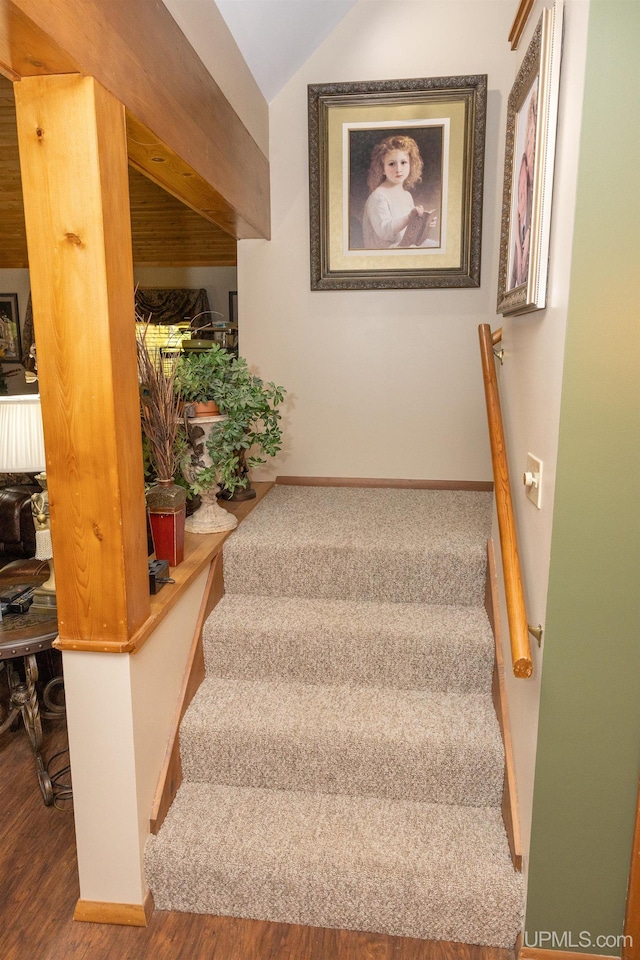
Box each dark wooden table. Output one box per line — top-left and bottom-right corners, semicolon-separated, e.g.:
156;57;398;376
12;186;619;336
0;560;64;804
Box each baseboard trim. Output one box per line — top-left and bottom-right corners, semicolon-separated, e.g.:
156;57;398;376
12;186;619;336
520;950;620;960
276;476;493;491
486;538;523;872
74;890;155;926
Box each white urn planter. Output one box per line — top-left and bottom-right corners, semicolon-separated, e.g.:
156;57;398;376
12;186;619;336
183;414;238;534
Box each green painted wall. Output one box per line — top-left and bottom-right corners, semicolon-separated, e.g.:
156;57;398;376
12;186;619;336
525;0;640;951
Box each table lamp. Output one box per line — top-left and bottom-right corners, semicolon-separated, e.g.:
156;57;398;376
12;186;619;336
0;395;56;608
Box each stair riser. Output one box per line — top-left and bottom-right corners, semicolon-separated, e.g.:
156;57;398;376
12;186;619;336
147;861;521;949
203;637;493;692
223;545;487;606
202;596;495;692
180;731;503;807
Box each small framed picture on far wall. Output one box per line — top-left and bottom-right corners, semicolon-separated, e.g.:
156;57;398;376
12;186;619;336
0;293;21;362
228;290;238;326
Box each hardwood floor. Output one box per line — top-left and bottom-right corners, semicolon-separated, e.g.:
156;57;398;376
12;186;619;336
0;687;516;960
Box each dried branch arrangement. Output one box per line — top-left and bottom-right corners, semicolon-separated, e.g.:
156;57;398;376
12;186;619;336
136;318;182;481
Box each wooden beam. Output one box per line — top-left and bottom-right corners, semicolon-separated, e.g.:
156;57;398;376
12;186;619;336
0;0;79;80
0;0;270;239
14;73;149;643
126;113;245;240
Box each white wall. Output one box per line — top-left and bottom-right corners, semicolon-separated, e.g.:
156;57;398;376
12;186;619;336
239;0;518;482
161;0;269;157
64;569;209;904
493;0;590;867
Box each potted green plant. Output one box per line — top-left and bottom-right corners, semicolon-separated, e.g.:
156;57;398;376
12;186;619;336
173;344;232;417
175;346;286;505
209;359;286;500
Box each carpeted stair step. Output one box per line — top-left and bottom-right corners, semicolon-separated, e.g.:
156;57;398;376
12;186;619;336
179;677;504;807
145;782;524;948
222;486;492;606
203;595;495;692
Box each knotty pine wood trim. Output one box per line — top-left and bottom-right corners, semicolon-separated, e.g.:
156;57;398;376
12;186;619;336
126;113;245;242
15;74;151;644
150;552;224;836
276;476;494;491
520;952;619;960
486;539;523;873
54;482;273;656
0;0;79;80
74;891;155;926
1;0;269;239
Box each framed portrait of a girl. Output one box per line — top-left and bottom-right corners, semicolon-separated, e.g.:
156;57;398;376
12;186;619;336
497;3;564;316
308;75;487;291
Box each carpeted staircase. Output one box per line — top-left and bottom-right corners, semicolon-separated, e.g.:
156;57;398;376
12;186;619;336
145;485;524;946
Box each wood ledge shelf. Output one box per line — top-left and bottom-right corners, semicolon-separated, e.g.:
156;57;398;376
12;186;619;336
54;482;273;656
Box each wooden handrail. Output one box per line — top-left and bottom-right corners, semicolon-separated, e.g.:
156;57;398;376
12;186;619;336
478;324;532;678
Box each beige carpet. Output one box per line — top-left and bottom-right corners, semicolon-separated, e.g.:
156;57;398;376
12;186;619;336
145;485;524;947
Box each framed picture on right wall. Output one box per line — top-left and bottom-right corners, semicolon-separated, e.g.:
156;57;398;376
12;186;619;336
497;1;564;316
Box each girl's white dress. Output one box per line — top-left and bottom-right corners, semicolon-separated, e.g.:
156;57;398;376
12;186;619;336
362;185;414;248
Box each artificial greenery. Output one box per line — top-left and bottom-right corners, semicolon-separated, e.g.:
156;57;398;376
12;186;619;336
175;347;286;497
173;344;231;404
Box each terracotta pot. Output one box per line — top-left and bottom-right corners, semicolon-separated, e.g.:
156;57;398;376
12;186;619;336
188;400;220;417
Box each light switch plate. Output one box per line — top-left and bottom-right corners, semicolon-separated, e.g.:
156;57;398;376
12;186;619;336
523;453;543;509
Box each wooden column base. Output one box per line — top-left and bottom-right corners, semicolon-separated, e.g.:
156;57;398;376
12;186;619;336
74;890;155;926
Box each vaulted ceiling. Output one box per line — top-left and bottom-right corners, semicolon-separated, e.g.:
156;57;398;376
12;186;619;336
165;0;357;103
0;74;237;268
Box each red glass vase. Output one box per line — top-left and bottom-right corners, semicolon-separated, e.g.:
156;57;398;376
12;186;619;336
146;479;186;567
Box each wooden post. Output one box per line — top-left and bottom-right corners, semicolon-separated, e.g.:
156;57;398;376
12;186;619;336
14;74;149;644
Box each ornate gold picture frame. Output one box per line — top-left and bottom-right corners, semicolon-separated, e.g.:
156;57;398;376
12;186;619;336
497;4;564;316
308;76;487;291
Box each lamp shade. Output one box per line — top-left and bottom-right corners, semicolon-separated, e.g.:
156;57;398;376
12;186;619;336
0;395;46;472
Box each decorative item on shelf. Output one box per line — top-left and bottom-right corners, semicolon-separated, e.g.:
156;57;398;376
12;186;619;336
145;477;186;566
181;415;238;534
0;395;55;608
136;320;186;567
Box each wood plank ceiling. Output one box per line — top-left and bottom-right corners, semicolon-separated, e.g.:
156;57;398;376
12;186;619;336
0;75;237;268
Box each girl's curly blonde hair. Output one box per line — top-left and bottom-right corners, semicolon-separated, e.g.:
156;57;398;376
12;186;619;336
367;135;424;192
